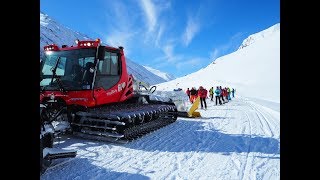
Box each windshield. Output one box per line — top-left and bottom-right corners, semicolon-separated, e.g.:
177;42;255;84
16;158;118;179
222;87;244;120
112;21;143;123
40;48;96;91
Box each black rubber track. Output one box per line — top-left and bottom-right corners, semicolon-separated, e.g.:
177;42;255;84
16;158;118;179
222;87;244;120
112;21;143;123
71;102;177;142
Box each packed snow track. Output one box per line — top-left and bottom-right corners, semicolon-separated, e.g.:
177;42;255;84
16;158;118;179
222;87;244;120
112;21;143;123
41;97;280;180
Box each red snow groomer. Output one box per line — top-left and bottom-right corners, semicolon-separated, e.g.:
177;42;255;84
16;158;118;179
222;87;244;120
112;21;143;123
40;39;178;142
40;39;179;173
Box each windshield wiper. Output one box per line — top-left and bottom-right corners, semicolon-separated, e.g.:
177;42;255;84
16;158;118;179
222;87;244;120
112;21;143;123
50;57;67;92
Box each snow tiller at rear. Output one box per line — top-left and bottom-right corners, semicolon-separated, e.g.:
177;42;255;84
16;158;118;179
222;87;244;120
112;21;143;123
40;103;76;175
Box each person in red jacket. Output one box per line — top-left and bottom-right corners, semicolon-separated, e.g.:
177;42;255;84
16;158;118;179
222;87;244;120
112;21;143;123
223;87;228;103
198;86;208;109
219;86;225;103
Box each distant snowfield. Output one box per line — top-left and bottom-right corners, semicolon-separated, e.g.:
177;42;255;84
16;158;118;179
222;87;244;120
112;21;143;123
143;66;176;82
41;96;280;180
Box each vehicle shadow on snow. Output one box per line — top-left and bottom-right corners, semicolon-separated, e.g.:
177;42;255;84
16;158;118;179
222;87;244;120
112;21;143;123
41;157;149;180
126;120;280;155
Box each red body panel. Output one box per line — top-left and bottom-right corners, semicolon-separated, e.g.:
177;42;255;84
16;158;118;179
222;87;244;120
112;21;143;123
93;50;134;106
40;41;134;107
40;90;96;107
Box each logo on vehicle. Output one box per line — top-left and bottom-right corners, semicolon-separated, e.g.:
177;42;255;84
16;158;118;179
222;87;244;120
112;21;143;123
118;82;126;91
107;89;117;96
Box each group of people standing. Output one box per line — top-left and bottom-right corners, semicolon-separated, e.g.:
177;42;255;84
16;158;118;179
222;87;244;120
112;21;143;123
186;86;236;109
186;87;208;109
209;86;235;105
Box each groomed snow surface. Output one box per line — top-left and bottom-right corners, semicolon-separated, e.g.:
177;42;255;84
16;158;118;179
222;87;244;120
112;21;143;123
41;95;280;180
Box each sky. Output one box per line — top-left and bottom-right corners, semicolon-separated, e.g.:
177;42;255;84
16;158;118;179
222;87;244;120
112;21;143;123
40;0;279;78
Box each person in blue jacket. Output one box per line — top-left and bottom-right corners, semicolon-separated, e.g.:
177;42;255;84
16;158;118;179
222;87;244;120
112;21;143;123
215;86;222;105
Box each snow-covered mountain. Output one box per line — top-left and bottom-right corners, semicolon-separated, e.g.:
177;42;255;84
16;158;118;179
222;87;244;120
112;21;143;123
156;23;280;103
40;12;168;85
143;66;176;81
126;59;169;85
238;23;280;50
40;12;90;57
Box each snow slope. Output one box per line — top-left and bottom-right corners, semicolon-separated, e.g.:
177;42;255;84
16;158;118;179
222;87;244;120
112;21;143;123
126;58;168;85
143;66;176;81
238;24;280;50
40;12;168;85
40;12;90;57
41;96;280;180
156;23;280;103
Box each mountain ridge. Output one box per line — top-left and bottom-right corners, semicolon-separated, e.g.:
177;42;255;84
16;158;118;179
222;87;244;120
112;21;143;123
156;23;280;102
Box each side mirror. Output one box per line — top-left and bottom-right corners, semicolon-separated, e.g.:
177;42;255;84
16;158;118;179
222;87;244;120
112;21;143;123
97;46;105;60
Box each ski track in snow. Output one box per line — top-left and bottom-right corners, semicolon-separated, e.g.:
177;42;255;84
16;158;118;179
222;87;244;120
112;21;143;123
41;97;280;180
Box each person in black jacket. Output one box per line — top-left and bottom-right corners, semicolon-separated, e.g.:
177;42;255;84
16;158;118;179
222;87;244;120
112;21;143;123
190;87;197;103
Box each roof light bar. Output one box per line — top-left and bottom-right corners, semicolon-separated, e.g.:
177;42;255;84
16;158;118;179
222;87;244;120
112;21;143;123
76;38;101;47
44;44;59;51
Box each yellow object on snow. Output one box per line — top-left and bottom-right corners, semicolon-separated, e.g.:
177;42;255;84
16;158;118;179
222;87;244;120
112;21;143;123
187;96;201;118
